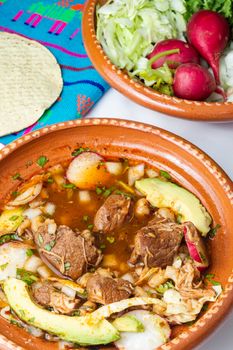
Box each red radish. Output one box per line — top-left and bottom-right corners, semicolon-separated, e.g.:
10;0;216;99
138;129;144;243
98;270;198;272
173;63;216;101
183;223;209;272
187;10;230;84
147;39;200;69
66;152;111;190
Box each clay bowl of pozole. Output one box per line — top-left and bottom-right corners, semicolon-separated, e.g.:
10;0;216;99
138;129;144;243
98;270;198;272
0;118;232;350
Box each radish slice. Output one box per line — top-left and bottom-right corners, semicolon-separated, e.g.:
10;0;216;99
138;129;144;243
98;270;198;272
115;310;170;350
105;162;123;176
184;223;209;271
66;152;111;190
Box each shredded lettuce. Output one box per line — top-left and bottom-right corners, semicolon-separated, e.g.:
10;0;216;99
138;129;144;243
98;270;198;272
96;0;186;71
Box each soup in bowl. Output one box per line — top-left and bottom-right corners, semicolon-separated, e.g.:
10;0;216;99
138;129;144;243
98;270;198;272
0;119;232;350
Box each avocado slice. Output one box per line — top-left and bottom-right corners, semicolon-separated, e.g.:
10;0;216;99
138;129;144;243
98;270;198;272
3;278;119;345
135;178;212;236
0;208;24;235
112;315;145;332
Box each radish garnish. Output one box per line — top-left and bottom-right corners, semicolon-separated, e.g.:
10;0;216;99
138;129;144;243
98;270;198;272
183;223;209;271
148;39;200;69
66;152;111;190
173;63;216;101
187;10;230;85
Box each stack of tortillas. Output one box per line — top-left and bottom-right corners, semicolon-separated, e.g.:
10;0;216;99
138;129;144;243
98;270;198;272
0;32;63;136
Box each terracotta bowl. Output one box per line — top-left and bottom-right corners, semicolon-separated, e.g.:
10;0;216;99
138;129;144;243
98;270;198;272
0;118;232;350
82;0;233;121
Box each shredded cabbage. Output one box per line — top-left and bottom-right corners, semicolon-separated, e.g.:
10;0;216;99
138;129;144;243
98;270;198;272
96;0;186;74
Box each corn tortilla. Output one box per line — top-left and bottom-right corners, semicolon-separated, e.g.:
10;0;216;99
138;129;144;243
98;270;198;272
0;32;63;137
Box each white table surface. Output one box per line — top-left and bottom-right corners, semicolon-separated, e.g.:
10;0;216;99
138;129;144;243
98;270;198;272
87;88;233;350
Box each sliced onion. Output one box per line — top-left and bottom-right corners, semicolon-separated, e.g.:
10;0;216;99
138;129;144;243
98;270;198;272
37;265;52;278
43;202;56;216
146;168;159;178
48;277;85;295
23;208;42;220
105;162;123;176
61;285;76;299
8;183;43;206
29;199;45;209
78;190;91;203
92;297;166;320
27;325;44;338
121;273;135;284
128;164;145;186
212;285;222;298
31;216;44;233
24;255;43;273
59;341;75;350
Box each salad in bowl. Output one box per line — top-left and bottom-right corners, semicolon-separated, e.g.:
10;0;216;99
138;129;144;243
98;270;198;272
95;0;233;102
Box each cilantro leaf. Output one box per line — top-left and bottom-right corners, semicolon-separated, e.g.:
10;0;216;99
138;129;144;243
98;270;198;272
37;156;49;168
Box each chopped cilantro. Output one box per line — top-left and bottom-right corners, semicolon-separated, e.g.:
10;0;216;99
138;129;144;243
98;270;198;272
44;240;55;251
87;224;94;230
156;281;174;294
103;187;115;197
12;173;22;181
201;303;209;312
11;191;19;197
9;215;19;221
10;319;22;327
205;273;221;286
0;234;19;244
176;214;183;224
72;310;81;316
115;189;133;198
38;234;43;245
72;147;90;157
18;309;26;318
17;268;38;285
83;215;89;222
26;249;34;257
63;183;76;189
96;187;103;195
106;236;115;244
209;224;221;239
37;155;49;168
44;244;52;251
159;170;171;180
47;177;54;184
185;320;195;326
0;263;8;271
64;261;71;271
100;244;106;250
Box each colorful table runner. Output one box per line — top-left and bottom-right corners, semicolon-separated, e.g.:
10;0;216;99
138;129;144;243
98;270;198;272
0;0;109;145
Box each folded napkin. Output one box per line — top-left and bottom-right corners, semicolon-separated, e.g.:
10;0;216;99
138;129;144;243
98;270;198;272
0;0;109;145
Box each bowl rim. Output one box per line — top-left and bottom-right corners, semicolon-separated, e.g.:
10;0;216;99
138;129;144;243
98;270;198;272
82;0;233;121
0;118;232;350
